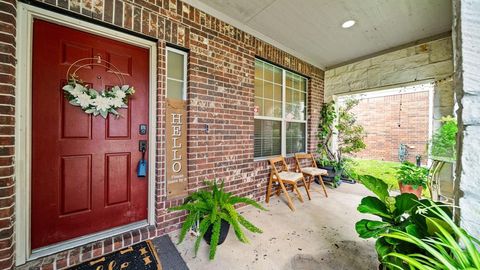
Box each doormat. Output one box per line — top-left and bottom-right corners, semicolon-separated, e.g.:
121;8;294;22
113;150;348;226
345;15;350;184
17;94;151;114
69;240;162;270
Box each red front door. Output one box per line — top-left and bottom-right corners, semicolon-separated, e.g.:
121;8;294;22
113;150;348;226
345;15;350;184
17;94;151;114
31;20;150;249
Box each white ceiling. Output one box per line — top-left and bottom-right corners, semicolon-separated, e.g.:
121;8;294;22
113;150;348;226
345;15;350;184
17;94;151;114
183;0;452;69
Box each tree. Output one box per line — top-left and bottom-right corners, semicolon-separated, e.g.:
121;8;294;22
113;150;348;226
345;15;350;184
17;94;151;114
430;116;457;162
336;98;366;161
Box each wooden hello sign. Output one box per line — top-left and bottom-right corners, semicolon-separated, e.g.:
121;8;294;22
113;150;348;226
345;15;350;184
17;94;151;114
166;99;188;198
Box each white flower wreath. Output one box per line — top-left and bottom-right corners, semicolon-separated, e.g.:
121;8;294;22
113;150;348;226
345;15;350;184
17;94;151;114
62;79;135;118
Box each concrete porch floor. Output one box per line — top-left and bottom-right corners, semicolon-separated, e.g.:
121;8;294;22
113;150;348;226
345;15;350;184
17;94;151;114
171;183;379;270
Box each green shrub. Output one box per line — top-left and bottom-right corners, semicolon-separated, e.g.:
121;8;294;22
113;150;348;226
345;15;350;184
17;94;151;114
337;98;366;159
430;116;458;161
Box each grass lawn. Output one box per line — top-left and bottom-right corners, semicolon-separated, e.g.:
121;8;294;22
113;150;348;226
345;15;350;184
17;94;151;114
349;159;401;190
349;158;430;197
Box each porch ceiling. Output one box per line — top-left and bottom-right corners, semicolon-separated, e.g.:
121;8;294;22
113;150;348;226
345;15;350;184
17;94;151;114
183;0;452;69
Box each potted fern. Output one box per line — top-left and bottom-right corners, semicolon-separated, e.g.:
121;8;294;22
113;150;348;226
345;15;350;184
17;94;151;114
169;180;267;260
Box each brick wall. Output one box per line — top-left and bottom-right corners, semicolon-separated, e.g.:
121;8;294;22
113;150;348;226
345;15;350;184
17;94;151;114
349;91;430;164
324;37;453;133
13;0;324;269
0;0;16;269
324;36;455;206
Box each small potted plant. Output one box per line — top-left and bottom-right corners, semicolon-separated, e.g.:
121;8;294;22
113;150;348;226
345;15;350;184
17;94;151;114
169;180;267;260
396;162;428;198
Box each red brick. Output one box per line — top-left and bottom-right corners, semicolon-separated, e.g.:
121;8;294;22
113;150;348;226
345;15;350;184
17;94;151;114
350;92;429;164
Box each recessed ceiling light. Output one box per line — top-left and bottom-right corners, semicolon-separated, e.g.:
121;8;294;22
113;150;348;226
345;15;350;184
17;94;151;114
342;20;356;29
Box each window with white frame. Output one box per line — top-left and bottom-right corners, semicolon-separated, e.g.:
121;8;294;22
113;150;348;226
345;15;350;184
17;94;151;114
254;59;308;158
166;47;187;100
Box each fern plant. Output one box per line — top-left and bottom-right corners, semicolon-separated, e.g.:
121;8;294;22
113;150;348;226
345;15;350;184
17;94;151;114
169;180;267;260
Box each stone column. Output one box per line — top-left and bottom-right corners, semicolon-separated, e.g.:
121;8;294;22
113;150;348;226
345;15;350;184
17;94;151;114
453;0;480;238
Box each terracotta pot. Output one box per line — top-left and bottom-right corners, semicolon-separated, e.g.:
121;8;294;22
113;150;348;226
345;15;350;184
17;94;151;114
398;182;423;198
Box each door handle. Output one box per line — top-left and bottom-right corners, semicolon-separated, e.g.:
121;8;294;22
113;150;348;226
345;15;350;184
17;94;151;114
139;140;147;152
137;140;147;177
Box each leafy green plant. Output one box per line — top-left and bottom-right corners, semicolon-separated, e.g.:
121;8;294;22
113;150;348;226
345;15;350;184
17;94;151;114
383;201;480;270
338;157;356;177
430;116;458;162
317;100;365;187
317;101;336;161
169;180;267;260
336;98;366;161
333;158;356;185
316;157;335;167
355;175;447;267
315;158;350;187
396;162;428;190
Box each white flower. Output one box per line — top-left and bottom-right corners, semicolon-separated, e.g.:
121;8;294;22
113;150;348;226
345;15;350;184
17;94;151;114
69;83;86;97
110;97;124;108
94;96;111;111
114;89;126;99
416;207;429;215
76;93;93;108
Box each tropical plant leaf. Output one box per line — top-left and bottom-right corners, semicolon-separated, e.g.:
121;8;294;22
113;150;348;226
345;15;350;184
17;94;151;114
358;175;389;202
425;216;453;236
356;219;391;238
405;224;422;238
385;232;458;269
385;253;435;270
357;196;392;219
393;193;418;215
381;201;480;270
375;237;394;260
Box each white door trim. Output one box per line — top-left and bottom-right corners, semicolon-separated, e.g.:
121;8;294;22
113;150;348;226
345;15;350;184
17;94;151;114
15;3;158;265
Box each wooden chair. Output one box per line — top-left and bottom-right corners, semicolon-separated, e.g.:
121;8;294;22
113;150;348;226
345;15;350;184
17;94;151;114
266;156;311;211
294;153;328;197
